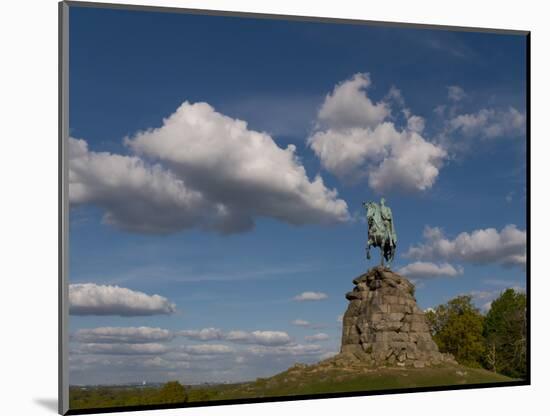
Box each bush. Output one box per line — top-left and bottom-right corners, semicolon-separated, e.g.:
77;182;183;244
427;295;485;367
156;381;188;404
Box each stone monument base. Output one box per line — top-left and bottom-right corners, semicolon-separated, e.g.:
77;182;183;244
339;266;455;368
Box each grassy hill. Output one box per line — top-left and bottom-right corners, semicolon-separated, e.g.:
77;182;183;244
186;361;515;402
70;361;516;410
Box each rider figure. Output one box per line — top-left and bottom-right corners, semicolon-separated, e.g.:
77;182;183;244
380;198;396;247
363;198;397;267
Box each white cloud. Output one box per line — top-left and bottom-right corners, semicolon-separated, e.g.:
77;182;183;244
337;314;343;323
304;333;330;342
406;225;526;269
448;107;526;140
123;101;349;233
291;319;311;327
247;343;323;357
69;283;176;316
308;74;447;193
469;290;499;300
69;137;212;234
316;73;390;130
177;328;292;346
178;328;224;341
182;344;235;355
293;291;328;301
397;261;463;279
69;354;191;376
74;343;170;355
225;330;292;346
434;104;447;117
482;278;522;287
72;327;174;344
140;356;190;370
407;115;426;133
70;99;349;235
385;86;405;107
447;85;466;102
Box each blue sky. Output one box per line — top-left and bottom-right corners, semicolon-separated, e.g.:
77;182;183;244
67;6;527;385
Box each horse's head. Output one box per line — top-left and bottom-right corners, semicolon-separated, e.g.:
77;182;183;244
363;201;377;227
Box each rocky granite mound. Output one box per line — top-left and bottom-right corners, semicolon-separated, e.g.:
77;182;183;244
336;266;455;368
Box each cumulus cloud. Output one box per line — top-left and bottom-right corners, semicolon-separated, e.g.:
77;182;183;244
178;328;224;341
291;319;311;327
397;261;463;279
406;225;526;269
139;356;190;370
178;328;292;346
308;73;447;193
304;333;330;342
247;343;323;357
121;101;348;233
182;344;235;355
72;327;174;344
447;85;466;102
482;278;522;287
70;100;349;234
74;343;170;355
69;137;212;234
69;283;176;316
225;330;292;346
293;291;328;301
447;107;526;140
316;73;390;130
407;115;426;133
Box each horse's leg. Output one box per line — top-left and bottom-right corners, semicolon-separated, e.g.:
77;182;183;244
366;240;371;260
387;244;395;268
382;241;392;269
379;237;385;267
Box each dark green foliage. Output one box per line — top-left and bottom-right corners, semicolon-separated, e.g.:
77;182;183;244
426;290;527;379
483;289;527;378
426;295;486;367
157;381;188;403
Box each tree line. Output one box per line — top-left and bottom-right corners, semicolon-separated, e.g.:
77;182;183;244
70;380;188;409
425;288;527;378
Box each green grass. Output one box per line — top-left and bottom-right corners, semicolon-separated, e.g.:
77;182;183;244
186;363;515;402
70;364;517;409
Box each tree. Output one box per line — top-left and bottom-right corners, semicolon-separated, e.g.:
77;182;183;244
156;381;188;404
427;295;486;367
483;289;527;378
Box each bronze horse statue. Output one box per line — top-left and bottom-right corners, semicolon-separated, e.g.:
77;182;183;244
363;198;397;268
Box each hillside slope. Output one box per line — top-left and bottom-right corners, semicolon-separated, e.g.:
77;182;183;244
187;360;515;402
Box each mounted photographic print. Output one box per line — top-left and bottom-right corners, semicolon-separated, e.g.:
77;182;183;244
58;1;530;414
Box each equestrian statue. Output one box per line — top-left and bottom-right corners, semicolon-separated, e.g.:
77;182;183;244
363;198;397;268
